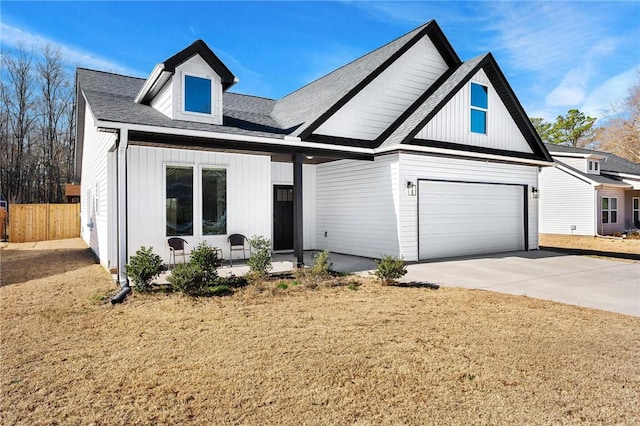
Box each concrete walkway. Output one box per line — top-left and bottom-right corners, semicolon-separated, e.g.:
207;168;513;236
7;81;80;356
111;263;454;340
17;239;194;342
400;250;640;317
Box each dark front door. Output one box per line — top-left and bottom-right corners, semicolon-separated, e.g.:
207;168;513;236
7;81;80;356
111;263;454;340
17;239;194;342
273;185;294;251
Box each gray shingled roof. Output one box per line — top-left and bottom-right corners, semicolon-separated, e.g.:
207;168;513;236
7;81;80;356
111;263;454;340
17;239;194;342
77;68;287;139
546;143;640;176
271;21;432;135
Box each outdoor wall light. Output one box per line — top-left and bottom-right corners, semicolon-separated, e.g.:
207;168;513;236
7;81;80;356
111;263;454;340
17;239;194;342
531;187;539;198
407;181;417;196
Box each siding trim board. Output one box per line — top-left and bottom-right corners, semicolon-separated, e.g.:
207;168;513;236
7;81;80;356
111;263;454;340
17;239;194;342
408;139;542;161
128;131;374;162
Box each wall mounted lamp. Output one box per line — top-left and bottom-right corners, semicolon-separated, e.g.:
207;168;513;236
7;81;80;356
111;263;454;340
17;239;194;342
407;181;417;196
531;187;539;198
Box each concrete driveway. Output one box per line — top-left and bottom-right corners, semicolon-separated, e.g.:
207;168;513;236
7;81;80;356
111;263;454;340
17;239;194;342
400;250;640;317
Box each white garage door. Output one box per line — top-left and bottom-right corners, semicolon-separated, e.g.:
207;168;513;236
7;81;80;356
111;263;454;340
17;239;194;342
418;180;525;260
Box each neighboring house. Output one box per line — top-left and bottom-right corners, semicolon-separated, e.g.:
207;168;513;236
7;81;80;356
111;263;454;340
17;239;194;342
539;143;640;236
75;20;553;287
64;183;81;204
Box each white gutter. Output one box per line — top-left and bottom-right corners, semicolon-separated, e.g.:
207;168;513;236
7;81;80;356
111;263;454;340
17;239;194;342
378;144;555;167
134;64;164;104
94;121;373;155
548;151;606;160
117;128;129;287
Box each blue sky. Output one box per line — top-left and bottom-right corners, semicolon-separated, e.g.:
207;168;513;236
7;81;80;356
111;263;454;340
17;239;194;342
2;1;639;123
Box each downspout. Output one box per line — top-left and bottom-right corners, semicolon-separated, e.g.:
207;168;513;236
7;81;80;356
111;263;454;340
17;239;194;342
111;128;130;304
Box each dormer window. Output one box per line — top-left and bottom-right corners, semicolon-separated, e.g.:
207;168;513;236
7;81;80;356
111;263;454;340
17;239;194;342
470;83;488;134
184;74;212;114
587;160;600;175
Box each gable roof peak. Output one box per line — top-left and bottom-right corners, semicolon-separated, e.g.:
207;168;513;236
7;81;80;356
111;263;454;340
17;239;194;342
272;19;461;137
135;39;236;105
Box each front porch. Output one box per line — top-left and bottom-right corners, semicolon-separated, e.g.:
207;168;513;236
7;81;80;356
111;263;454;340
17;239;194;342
153;250;379;285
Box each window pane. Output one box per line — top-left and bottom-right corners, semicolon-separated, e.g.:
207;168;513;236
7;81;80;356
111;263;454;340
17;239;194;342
633;211;639;227
202;169;226;235
602;211;609;224
602;198;608;210
633;198;639;209
166;166;193;236
471;109;486;134
611;211;617;223
611;198;617;209
185;75;212;114
471;83;488;109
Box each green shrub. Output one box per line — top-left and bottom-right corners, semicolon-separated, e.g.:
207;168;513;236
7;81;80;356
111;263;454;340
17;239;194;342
209;284;231;296
277;281;289;290
189;241;222;285
219;274;248;289
167;263;206;295
347;280;361;291
372;255;407;285
310;250;332;276
125;246;164;292
247;235;272;277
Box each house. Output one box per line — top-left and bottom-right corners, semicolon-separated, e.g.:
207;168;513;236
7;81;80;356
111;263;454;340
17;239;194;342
539;144;640;236
64;183;81;203
74;20;553;287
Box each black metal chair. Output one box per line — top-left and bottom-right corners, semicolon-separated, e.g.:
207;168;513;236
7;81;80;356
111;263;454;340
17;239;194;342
168;237;190;269
227;234;249;266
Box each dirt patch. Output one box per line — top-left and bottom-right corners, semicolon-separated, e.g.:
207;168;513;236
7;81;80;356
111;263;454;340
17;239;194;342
1;239;639;424
540;233;640;255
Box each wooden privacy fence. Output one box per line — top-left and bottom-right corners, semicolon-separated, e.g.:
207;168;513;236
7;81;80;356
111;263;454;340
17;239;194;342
9;204;80;243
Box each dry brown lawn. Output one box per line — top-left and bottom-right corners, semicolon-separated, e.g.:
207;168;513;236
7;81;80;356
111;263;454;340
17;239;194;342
1;239;639;425
540;233;640;255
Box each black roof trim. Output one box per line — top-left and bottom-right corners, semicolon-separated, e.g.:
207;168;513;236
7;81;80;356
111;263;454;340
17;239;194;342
306;133;376;149
128;131;374;161
298;21;461;140
408;139;545;161
397;54;551;162
163;39;236;90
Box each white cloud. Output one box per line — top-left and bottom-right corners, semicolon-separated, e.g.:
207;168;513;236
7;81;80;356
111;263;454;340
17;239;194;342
580;65;640;119
0;22;143;76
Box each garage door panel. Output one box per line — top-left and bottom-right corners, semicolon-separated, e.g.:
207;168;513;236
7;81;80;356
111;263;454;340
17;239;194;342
419;181;524;260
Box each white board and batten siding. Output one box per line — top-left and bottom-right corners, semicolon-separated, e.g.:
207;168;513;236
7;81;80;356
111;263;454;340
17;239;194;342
271;162;317;250
597;187;626;235
398;153;539;261
315;36;448;140
416;69;533;154
80;104;116;269
127;146;272;263
538;166;595;236
315;155;401;259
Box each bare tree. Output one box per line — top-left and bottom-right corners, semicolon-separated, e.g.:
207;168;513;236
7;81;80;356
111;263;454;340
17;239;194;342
0;45;76;203
0;47;36;203
597;75;640;162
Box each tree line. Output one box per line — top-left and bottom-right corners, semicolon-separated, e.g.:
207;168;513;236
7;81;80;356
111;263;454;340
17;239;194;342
1;46;75;204
531;76;639;162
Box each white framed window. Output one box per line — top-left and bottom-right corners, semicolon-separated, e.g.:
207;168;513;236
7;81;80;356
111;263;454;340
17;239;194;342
201;168;227;235
166;165;194;236
183;73;213;115
633;197;639;228
601;197;618;224
470;82;488;135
